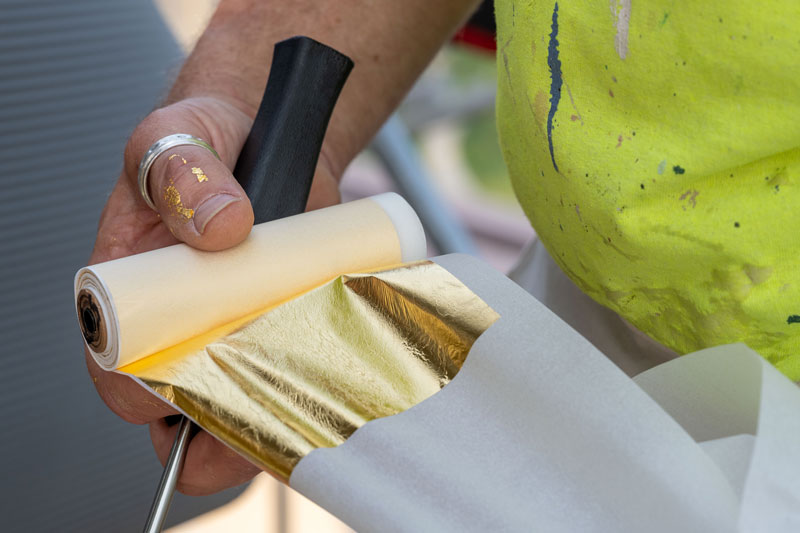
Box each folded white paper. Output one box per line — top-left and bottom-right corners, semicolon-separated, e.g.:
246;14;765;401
291;254;800;532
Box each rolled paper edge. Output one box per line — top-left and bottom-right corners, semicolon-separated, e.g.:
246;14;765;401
74;267;121;370
370;192;427;262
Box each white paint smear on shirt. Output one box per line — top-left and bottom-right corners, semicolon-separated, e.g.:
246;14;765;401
610;0;631;59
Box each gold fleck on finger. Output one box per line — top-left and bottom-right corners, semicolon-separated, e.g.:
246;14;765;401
164;183;195;220
168;154;188;164
191;167;208;183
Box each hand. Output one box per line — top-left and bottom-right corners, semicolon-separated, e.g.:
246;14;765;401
86;95;340;495
85;0;478;496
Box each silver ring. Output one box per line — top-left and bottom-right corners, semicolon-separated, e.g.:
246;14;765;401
137;133;221;211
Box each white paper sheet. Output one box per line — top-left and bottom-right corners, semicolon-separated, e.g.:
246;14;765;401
635;344;800;531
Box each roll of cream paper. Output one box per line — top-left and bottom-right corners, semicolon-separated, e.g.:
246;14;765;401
75;193;426;370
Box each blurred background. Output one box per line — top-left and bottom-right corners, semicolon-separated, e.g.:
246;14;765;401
0;1;532;531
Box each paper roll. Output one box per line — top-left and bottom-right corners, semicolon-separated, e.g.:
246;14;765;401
75;193;426;370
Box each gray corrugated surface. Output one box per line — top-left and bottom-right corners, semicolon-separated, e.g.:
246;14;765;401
0;1;244;531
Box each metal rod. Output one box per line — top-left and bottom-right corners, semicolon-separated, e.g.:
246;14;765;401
371;114;479;256
276;482;289;533
143;416;194;533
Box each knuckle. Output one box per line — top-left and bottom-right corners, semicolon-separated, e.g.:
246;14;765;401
130;111;160;145
86;356;144;424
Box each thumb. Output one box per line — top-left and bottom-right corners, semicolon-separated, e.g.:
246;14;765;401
149;142;253;250
127;102;255;251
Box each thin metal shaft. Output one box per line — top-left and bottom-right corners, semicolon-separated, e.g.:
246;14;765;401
143;415;194;533
371;114;479;256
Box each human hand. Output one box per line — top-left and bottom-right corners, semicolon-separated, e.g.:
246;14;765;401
85;95;341;495
84;0;479;495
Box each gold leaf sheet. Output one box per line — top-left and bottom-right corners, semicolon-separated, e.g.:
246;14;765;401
121;261;499;482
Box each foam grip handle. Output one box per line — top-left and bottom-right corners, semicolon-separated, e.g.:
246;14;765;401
233;36;354;224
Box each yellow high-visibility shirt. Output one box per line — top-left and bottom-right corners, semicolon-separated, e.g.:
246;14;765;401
496;1;800;379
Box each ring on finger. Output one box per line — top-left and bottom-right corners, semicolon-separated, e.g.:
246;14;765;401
137;133;221;211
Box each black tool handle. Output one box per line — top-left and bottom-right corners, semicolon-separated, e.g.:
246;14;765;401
232;36;354;223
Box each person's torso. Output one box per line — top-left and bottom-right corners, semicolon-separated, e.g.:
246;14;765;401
495;0;800;379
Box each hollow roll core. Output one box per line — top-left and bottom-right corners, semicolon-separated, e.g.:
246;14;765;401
77;290;102;348
74;270;119;370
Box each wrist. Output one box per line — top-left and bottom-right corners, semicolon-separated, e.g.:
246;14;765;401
166;1;275;117
165;41;263;118
165;2;351;181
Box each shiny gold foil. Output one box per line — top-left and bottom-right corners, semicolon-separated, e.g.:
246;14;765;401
163;181;194;220
121;261;498;482
191;167;208;182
